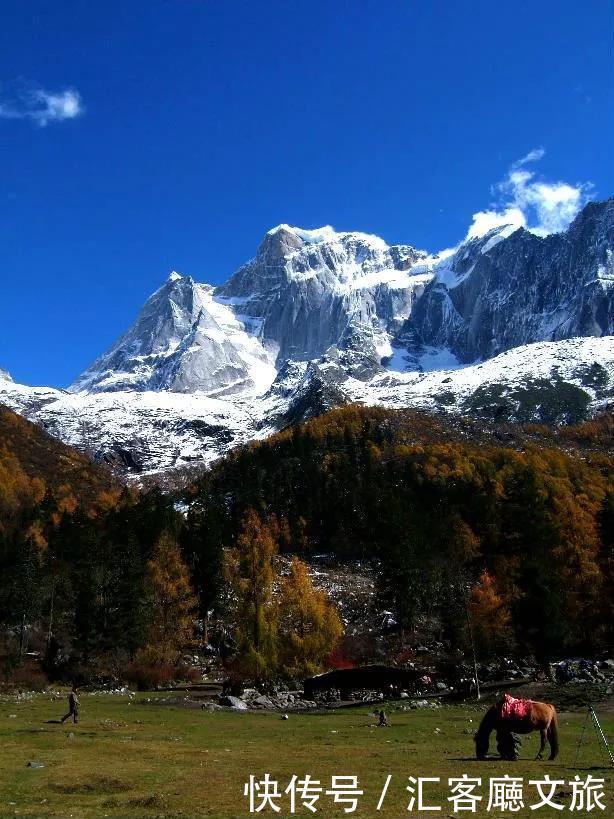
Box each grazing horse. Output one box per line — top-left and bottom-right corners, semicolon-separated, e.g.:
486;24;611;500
475;695;559;761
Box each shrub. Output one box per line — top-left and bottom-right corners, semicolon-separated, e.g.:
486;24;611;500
8;664;49;691
173;663;202;684
124;659;175;690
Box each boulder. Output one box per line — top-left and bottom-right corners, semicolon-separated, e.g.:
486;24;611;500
219;695;248;710
252;695;274;709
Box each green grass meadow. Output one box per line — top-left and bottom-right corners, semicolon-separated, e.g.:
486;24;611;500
0;692;611;818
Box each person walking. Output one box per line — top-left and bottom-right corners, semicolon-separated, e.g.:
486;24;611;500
61;685;79;724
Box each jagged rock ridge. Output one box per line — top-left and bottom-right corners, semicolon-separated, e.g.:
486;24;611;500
72;202;614;400
1;200;613;475
410;200;614;362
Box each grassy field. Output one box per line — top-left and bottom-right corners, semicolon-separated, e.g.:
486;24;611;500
0;690;611;819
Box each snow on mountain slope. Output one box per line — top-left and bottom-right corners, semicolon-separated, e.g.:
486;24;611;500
2;337;611;475
0;376;259;473
72;273;276;395
2;200;613;476
410;200;614;362
259;336;614;431
366;336;614;421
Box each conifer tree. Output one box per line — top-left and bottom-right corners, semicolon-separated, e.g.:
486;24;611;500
225;508;279;680
108;531;148;659
142;532;197;664
468;569;513;655
278;557;343;677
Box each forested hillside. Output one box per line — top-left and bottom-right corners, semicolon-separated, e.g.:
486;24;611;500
0;405;341;686
184;406;614;660
1;403;612;688
0;406;185;684
0;406;116;496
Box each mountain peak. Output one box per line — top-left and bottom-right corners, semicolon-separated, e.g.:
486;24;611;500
262;224;390;255
266;224;337;244
257;225;305;260
68;198;613;402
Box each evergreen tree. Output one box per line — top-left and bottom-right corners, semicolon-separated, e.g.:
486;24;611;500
225;509;279;680
108;530;148;659
278;557;343;677
142;532;198;664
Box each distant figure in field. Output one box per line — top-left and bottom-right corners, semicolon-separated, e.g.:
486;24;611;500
61;686;79;724
378;709;389;727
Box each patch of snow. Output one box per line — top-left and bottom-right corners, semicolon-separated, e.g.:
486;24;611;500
596;249;614;285
351;268;433;291
267;224;388;252
268;224;337;244
385;346;411;372
480;224;518;253
417;346;463;372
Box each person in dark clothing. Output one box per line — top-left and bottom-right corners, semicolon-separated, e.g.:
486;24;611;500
378;709;389;727
61;686;79;724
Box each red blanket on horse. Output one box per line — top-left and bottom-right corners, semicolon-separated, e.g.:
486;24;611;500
500;693;532;720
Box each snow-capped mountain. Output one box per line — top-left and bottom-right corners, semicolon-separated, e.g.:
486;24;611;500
1;199;613;475
216;224;429;370
72;272;275;395
73;224;433;395
410;199;614;362
1;337;612;475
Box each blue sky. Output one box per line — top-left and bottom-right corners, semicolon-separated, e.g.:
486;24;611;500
1;0;613;387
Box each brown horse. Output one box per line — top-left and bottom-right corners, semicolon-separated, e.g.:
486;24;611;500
475;698;559;761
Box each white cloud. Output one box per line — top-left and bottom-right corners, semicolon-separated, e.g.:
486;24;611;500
466;149;592;240
514;146;545;167
466;206;526;239
0;85;83;126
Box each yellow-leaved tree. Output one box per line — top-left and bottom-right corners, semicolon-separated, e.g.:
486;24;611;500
225;509;279;681
142;532;198;664
278;557;343;677
468;569;513;655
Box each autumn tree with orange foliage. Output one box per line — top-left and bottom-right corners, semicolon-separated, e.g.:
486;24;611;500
278;557;343;677
140;532;198;664
468;570;514;655
225;511;343;681
225;509;280;680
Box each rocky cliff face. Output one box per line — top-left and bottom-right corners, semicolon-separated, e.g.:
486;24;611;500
217;225;427;367
1;200;613;476
409;200;614;362
72;272;275;395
